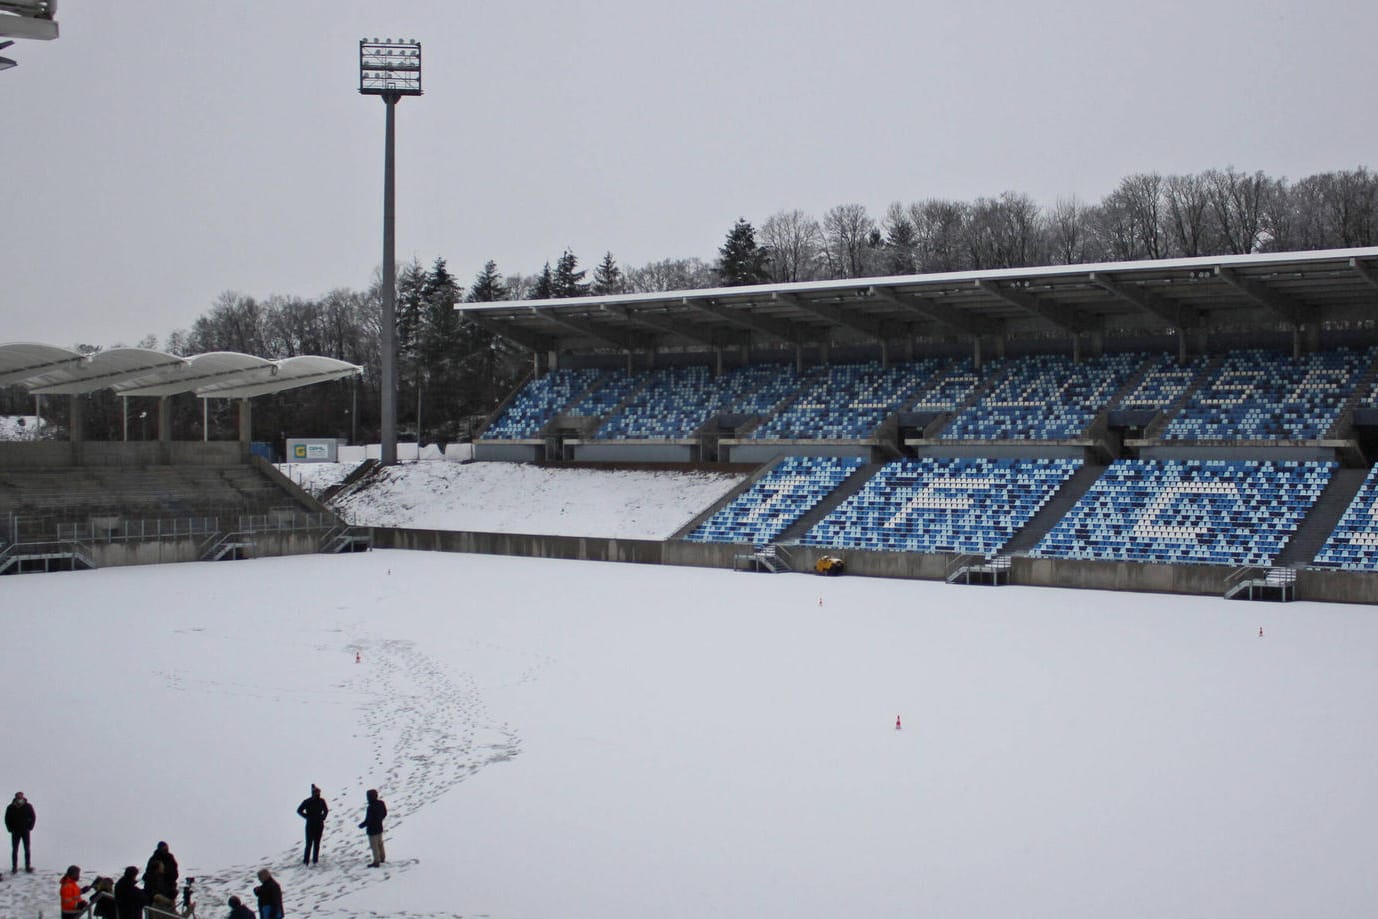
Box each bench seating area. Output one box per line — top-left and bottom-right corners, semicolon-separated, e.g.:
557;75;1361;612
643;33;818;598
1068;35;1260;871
1029;459;1334;566
686;455;865;545
941;353;1144;440
1312;467;1378;570
1162;348;1371;440
801;457;1080;556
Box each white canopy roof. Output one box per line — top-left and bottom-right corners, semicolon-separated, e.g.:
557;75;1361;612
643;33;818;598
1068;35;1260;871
0;344;361;398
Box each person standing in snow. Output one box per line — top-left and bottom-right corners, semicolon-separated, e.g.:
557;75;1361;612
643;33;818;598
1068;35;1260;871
358;788;387;867
60;864;92;919
5;791;35;874
296;784;328;865
114;865;147;919
252;867;283;919
144;841;179;902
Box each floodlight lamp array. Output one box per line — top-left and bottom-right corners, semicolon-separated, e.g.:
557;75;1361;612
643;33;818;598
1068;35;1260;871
358;37;422;96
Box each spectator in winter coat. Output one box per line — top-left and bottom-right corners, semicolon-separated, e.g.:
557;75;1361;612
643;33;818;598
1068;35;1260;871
5;791;35;874
252;867;283;919
60;864;92;919
114;866;148;919
296;784;329;865
226;895;256;919
358;788;387;868
144;841;179;901
91;875;118;919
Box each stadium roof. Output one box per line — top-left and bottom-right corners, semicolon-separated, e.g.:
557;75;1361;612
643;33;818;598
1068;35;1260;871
0;344;361;397
457;247;1378;353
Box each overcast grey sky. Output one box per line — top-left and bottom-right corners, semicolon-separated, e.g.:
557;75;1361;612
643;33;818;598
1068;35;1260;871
4;0;1377;347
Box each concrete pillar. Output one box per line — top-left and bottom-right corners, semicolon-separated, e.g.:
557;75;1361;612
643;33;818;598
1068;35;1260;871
69;394;83;444
795;342;803;373
158;396;172;443
715;348;723;376
1073;334;1082;363
239;398;252;445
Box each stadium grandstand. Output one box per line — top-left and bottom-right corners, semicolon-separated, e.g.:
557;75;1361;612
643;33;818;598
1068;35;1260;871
453;246;1378;604
0;344;367;573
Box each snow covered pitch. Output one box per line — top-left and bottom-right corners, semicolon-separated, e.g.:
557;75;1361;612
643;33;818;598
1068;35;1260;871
2;549;1376;919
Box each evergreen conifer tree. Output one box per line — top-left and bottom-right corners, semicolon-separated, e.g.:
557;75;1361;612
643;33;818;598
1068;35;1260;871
467;260;510;302
591;251;625;295
717;218;770;286
552;248;590;298
530;262;555;299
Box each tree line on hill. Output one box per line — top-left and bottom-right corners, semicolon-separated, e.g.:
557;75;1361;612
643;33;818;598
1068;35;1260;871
7;165;1376;450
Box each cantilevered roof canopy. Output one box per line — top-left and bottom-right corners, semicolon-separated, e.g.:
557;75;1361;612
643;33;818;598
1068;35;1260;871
457;247;1378;353
0;344;361;397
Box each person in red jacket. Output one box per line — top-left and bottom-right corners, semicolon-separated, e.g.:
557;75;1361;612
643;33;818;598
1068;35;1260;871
60;864;91;919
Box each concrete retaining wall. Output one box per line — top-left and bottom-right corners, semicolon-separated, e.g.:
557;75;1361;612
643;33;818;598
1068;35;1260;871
0;441;246;468
370;527;663;564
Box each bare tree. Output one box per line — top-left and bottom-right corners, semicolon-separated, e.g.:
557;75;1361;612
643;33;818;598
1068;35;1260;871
760;209;824;282
822;203;878;279
1205;167;1272;254
1047;196;1100;265
908;199;969;272
963;192;1045;269
626;257;716;293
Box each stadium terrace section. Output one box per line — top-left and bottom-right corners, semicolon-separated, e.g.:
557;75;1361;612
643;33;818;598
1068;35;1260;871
464;343;1378;583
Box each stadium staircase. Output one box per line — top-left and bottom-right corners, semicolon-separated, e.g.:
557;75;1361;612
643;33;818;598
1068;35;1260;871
1143;353;1225;439
320;459;381;502
1271;466;1369;568
773;462;886;544
1224;566;1297;602
999;461;1108;555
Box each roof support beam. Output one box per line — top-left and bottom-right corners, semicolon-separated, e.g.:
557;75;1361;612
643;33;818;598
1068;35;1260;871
974;280;1092;335
772;292;885;342
683;298;802;344
1088;272;1199;329
531;308;641;350
867;286;999;338
1349;257;1378;292
1214;266;1304;326
464;313;556;353
604;305;746;349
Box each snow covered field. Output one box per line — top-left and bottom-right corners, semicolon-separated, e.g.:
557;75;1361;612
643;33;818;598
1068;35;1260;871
2;548;1377;919
281;461;745;539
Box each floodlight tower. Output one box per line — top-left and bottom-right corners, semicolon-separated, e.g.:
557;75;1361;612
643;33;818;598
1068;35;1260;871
359;37;422;466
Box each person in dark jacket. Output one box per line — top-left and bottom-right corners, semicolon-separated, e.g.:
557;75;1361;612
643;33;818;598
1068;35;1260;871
296;784;329;865
226;895;256;919
143;841;179;902
91;875;118;919
114;865;147;919
5;791;35;874
252;867;283;919
358;788;387;867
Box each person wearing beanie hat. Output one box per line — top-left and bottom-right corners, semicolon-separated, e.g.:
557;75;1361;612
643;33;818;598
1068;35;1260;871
5;792;35;874
296;784;329;865
115;865;147;919
227;894;255;919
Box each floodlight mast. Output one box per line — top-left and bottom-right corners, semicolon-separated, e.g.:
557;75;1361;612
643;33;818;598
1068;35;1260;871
359;38;422;466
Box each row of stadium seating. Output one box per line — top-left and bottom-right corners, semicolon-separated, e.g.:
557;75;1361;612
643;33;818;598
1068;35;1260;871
1029;459;1332;567
481;346;1378;443
683;454;1378;571
800;457;1080;555
1163;348;1371;440
685;456;865;545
